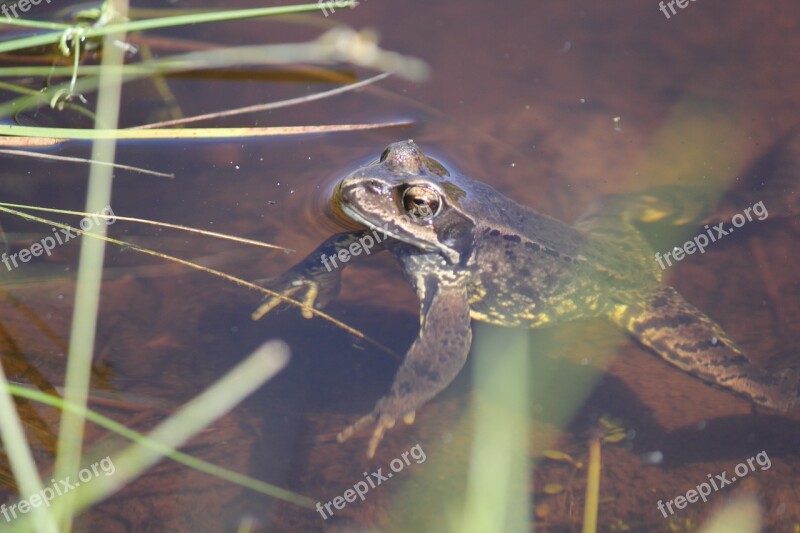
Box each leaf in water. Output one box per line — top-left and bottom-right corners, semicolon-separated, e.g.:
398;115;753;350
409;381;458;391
541;450;575;464
543;483;564;495
603;432;627;444
534;502;552;519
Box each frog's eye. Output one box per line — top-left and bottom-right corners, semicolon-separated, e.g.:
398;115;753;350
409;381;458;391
401;185;441;220
379;147;392;163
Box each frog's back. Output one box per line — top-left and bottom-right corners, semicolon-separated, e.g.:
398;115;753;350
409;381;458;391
456;175;662;328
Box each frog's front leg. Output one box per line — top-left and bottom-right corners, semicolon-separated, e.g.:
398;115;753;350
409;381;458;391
253;230;385;319
338;274;472;457
610;286;800;410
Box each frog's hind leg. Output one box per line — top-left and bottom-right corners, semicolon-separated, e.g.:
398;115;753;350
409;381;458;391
607;285;799;411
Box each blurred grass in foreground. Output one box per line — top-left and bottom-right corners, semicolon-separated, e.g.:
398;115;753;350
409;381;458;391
0;0;427;530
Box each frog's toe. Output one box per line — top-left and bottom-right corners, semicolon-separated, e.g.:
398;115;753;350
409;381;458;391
296;281;319;319
365;414;398;458
252;275;327;320
337;406;414;458
254;262;343;320
251;282;301;320
336;412;377;444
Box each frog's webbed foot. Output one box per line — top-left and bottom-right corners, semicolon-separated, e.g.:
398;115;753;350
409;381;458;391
337;404;417;458
609;285;800;411
338;276;472;457
252;231;382;320
253;268;340;320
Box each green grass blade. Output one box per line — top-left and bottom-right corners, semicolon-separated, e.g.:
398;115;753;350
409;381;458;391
51;5;128;528
0;366;59;532
6;357;312;507
0;205;395;355
0;18;71;31
581;434;601;533
60;342;293;517
0;3;328;54
455;325;531;532
0;122;411;140
0;31;428;118
8;341;296;532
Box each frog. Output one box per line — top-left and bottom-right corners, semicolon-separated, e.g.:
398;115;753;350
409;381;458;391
254;139;800;458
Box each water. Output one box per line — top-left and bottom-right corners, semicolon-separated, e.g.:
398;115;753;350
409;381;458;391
0;0;798;531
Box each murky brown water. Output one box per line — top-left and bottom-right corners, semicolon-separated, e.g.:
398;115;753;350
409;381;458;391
0;0;798;531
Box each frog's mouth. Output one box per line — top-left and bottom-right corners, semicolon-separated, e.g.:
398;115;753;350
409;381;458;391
339;202;438;253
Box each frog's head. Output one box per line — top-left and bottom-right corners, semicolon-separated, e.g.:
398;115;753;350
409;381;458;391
334;140;475;264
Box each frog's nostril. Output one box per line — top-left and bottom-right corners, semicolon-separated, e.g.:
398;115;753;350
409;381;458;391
365;180;385;194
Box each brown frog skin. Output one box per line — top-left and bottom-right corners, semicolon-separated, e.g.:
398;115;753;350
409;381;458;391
255;139;800;458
